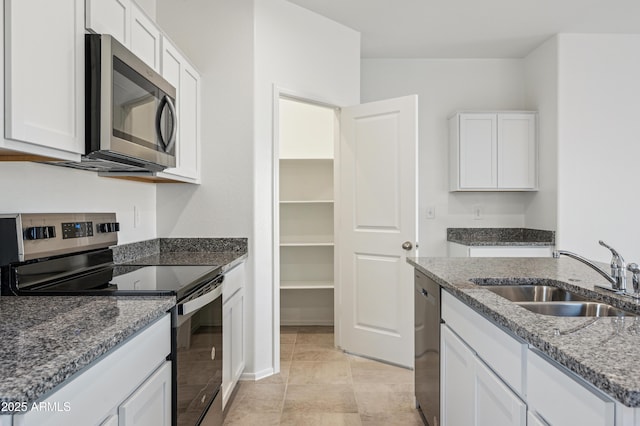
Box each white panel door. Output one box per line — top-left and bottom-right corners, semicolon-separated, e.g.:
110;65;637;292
497;113;537;189
339;95;417;367
459;113;497;189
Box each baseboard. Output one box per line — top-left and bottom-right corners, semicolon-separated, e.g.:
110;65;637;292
240;366;274;382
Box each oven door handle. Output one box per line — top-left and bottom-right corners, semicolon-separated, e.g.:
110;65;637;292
178;277;223;316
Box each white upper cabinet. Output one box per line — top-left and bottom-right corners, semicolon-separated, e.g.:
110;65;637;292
85;1;200;183
3;0;85;160
85;0;131;46
85;0;160;72
156;38;201;183
449;112;537;191
130;4;161;72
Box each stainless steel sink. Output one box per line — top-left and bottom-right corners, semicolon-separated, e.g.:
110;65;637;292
516;301;635;317
480;282;636;317
486;285;588;302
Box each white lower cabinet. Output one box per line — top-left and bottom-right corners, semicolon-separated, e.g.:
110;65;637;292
222;263;246;409
527;349;614;426
118;361;172;426
441;290;631;426
441;325;526;426
12;314;171;426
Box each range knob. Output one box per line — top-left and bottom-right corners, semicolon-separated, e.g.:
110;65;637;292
97;222;120;233
24;226;56;240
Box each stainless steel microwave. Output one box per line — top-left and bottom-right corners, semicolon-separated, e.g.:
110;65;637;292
84;34;176;172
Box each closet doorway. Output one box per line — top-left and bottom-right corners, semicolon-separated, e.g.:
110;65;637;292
277;96;338;327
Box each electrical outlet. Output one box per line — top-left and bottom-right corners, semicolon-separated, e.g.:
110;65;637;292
426;205;436;219
472;204;483;220
133;205;140;228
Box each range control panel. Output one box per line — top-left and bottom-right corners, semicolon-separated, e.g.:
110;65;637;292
0;213;119;263
61;221;94;239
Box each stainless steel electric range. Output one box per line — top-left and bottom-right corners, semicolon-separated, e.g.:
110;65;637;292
0;213;223;426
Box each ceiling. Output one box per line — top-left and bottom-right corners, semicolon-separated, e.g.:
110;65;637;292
286;0;640;58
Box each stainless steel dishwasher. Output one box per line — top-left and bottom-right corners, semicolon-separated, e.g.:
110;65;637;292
415;270;440;426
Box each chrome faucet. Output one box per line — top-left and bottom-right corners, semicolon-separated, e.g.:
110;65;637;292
553;240;626;293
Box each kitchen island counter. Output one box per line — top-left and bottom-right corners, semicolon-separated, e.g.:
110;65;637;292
409;256;640;407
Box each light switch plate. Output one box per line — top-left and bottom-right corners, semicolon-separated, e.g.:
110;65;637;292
426;205;436;219
472;204;483;220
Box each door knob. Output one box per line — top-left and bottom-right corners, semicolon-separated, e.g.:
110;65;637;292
402;241;413;250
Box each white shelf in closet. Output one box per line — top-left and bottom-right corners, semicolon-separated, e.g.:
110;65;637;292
280;281;334;290
279;200;334;204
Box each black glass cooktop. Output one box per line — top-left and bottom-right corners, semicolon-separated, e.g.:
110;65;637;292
12;264;222;301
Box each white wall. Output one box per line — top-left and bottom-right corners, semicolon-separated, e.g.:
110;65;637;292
361;59;531;256
556;34;640;262
523;37;558;232
254;0;360;378
0;162;156;244
156;0;360;377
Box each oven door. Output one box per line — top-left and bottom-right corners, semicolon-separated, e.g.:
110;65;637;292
175;276;223;426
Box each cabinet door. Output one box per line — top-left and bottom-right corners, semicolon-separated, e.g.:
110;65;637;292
222;287;245;409
231;288;245;383
497;113;537;189
528;350;614;426
527;411;549;426
4;0;84;157
157;38;201;182
85;0;131;46
130;4;161;71
177;60;201;180
474;357;526;426
458;113;497;189
118;361;172;426
441;325;474;426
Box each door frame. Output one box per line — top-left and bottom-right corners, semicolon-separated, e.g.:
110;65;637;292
271;85;341;375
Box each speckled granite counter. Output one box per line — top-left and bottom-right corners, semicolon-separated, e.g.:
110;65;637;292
447;228;555;246
408;256;640;407
0;296;174;409
113;237;248;271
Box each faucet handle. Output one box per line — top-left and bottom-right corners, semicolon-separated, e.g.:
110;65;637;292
599;240;625;264
628;263;640;297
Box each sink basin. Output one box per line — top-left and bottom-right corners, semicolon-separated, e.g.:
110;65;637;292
485;285;588;302
516;302;635;317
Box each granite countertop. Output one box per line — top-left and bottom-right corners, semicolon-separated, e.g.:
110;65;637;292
0;237;248;412
114;237;248;271
409;256;640;407
0;296;175;410
447;227;555;246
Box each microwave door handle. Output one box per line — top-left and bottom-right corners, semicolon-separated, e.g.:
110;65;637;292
155;95;169;150
155;95;177;153
165;97;177;153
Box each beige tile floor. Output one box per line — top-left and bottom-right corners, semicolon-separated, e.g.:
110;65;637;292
223;326;424;425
